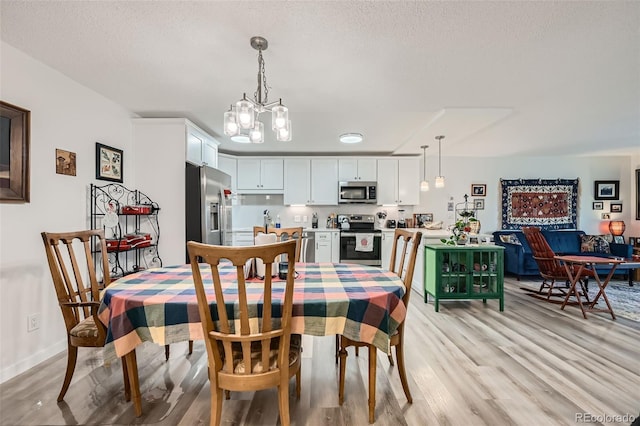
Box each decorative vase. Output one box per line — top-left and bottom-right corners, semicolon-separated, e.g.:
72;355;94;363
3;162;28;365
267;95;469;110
456;234;468;245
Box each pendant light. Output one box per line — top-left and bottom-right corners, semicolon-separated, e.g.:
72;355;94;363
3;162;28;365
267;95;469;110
420;145;430;191
435;135;445;188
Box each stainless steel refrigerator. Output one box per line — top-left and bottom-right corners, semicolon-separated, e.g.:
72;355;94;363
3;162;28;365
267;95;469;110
185;163;232;261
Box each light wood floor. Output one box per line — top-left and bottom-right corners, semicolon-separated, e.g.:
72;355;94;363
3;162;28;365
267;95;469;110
2;278;639;426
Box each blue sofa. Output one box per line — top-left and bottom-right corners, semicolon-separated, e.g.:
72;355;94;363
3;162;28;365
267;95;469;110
493;229;633;279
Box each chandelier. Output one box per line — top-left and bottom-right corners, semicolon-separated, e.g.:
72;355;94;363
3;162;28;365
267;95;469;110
223;36;291;144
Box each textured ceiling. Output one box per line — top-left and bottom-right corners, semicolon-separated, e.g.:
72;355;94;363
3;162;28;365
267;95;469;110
1;1;639;157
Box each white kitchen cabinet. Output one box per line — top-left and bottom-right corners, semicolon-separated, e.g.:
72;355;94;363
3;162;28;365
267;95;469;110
232;231;254;246
381;230;395;269
311;158;338;204
338;158;377;181
284;159;310;205
185;121;219;167
331;231;340;263
315;231;332;262
237;158;284;192
376;158;420;205
217;154;237;192
283;158;338;205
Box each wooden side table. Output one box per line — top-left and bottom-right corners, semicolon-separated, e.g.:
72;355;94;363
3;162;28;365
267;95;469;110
554;255;623;320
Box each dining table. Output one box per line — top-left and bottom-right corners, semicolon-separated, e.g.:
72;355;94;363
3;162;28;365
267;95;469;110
98;262;407;416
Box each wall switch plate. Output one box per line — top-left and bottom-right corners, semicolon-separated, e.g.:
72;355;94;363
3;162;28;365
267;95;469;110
28;313;40;332
294;215;301;223
303;215;308;222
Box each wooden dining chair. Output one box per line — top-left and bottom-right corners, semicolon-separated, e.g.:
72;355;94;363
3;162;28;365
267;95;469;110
187;239;301;426
252;226;304;262
522;227;593;300
41;229;130;402
338;229;422;423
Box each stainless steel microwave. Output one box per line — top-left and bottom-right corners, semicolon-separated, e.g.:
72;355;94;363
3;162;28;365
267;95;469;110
338;181;377;204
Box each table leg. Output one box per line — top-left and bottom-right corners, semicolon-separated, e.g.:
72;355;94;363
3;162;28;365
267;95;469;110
123;350;142;417
588;267;617;320
560;263;588;319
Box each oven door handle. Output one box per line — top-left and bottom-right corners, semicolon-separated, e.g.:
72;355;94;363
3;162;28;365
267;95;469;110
341;232;381;238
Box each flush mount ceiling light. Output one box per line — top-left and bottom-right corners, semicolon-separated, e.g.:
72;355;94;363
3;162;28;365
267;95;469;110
224;36;291;144
339;133;363;144
435;135;445;188
420;145;429;191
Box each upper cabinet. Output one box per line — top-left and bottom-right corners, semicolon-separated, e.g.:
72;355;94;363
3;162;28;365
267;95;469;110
185;122;219;168
377;158;420;205
338;158;377;181
237;158;284;192
217;154;237;192
284;158;338;205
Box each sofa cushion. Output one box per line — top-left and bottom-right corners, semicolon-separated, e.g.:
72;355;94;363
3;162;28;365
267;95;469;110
580;235;611;254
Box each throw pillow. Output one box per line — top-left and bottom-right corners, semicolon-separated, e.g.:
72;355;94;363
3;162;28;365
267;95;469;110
580;235;611;254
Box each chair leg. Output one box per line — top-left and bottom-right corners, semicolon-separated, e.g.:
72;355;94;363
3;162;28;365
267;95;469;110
211;386;224;426
338;342;348;405
57;344;78;402
395;342;412;403
188;340;194;355
335;334;339;365
367;345;377;424
296;367;301;399
165;345;170;361
277;378;291;426
387;353;394;366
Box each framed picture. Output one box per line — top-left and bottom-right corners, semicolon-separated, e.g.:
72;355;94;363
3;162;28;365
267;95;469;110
612;236;625;244
594;180;619;200
610;203;622;213
473;198;485;210
413;213;434;227
592;201;604;210
636;169;640;220
55;149;76;176
95;142;123;183
629;236;637;247
601;213;611;220
471;184;487;196
0;100;30;203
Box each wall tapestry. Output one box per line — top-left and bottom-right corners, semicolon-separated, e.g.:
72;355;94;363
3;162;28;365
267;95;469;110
500;178;579;230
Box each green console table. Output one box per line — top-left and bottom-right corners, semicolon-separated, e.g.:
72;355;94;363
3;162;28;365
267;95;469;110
424;244;505;312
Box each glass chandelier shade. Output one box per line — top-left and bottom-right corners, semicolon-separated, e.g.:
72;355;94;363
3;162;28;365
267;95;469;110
224;36;291;144
608;220;625;236
420;145;430;192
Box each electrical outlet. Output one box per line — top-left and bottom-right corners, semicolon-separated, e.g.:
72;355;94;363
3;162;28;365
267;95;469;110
294;215;301;223
303;215;308;222
27;313;40;332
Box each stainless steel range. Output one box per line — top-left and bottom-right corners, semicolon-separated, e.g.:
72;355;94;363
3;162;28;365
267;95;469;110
338;214;382;266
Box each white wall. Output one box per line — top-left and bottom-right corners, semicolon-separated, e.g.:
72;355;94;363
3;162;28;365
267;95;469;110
0;42;135;382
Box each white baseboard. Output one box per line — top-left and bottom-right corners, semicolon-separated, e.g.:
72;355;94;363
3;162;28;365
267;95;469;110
0;340;66;384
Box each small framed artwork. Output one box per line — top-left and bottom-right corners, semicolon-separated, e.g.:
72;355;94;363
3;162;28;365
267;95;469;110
629;236;636;246
96;142;123;183
636;169;640;220
471;184;487;196
55;149;76;176
601;213;611;220
473;198;485;210
594;180;619;200
592;201;603;210
610;203;622;213
413;213;434;227
612;235;625;244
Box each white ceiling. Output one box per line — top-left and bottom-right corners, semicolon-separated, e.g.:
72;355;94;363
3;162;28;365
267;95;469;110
1;1;639;158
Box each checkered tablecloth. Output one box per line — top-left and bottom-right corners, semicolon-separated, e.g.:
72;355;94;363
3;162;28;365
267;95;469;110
98;263;407;361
